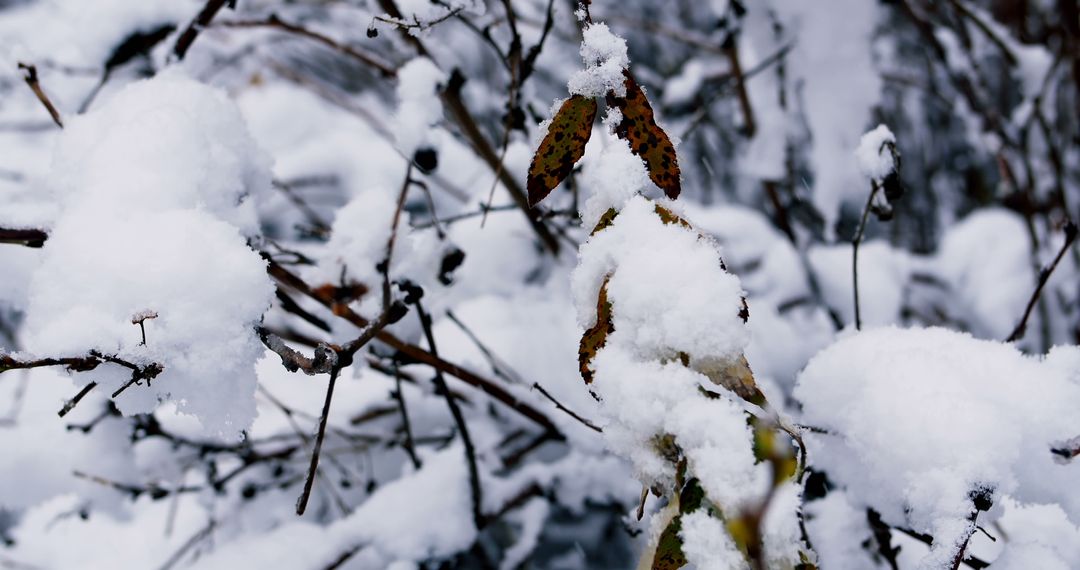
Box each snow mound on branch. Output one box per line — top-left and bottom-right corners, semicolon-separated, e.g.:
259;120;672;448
568;23;629;97
579;136;651;228
23;72;274;436
795;326;1080;568
572;195;759;497
48;70;271;233
855;124;896;181
572;196;748;363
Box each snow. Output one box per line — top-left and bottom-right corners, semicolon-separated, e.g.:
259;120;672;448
796;326;1080;567
856;124;897;181
662;60;706;107
0;1;1076;568
770;0;884;234
394;57;447;157
196;446;477;568
934;209;1034;340
679;510;748;570
573;194;774;565
578;135;651;228
21;72;274;436
573;196;749;364
567;23;629;98
0;0;190;69
808;240;912;327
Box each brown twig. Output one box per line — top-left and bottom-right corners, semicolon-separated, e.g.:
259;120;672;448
391;359;422;469
217;15;397;78
0;227;48;248
2;352;162;404
531;382;602;433
723;40;756;137
293;304;400;515
440;71;561;255
57;382;98;418
851;182;880;330
265;259;563;435
1006;221;1078;343
157;519;217;570
173;0;236;60
17;63;63;128
415;298;485;529
295;366;341;515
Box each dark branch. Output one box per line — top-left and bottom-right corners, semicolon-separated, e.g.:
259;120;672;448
173;0;236;60
17;63;63;128
1006;221;1078;343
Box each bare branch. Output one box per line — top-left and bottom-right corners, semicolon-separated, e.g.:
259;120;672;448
17;63;63;128
1006;222;1078;343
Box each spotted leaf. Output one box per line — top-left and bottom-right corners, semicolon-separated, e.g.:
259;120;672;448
608;72;681;199
527;95;597;207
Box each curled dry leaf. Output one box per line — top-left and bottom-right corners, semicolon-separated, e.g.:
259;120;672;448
608;72;681;199
527;95;597;207
579;276;612;387
699;355;766;407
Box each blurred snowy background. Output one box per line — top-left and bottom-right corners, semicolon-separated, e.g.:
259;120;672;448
0;0;1078;568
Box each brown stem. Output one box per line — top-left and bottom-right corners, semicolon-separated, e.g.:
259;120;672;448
217;15;396;78
173;0;235;60
57;382;98;418
391;359;422;469
852;183;880;331
531;382;602;433
724;41;756;137
17;63;63;129
296;366;341;515
416;299;485;529
1006;221;1078;343
440;72;561;255
265;259;563;435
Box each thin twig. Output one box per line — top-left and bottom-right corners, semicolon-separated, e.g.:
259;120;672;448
1006;221;1078;343
265;259;563;435
16;63;63;128
0;227;48;247
296;366;341;516
851;183;880;330
445;310;522;385
217;15;397;78
531;382;602;433
416;299;485;529
723;40;756;137
293;304;398;515
173;0;236;60
57;382;98;418
391;359;422;469
157;519;216;570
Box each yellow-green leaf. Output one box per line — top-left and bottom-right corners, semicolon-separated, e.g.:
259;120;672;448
527;95;597;207
608;72;681;199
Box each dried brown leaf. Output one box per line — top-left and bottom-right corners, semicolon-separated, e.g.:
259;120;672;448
579;276;613;386
527;95;597;207
608;72;681;199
